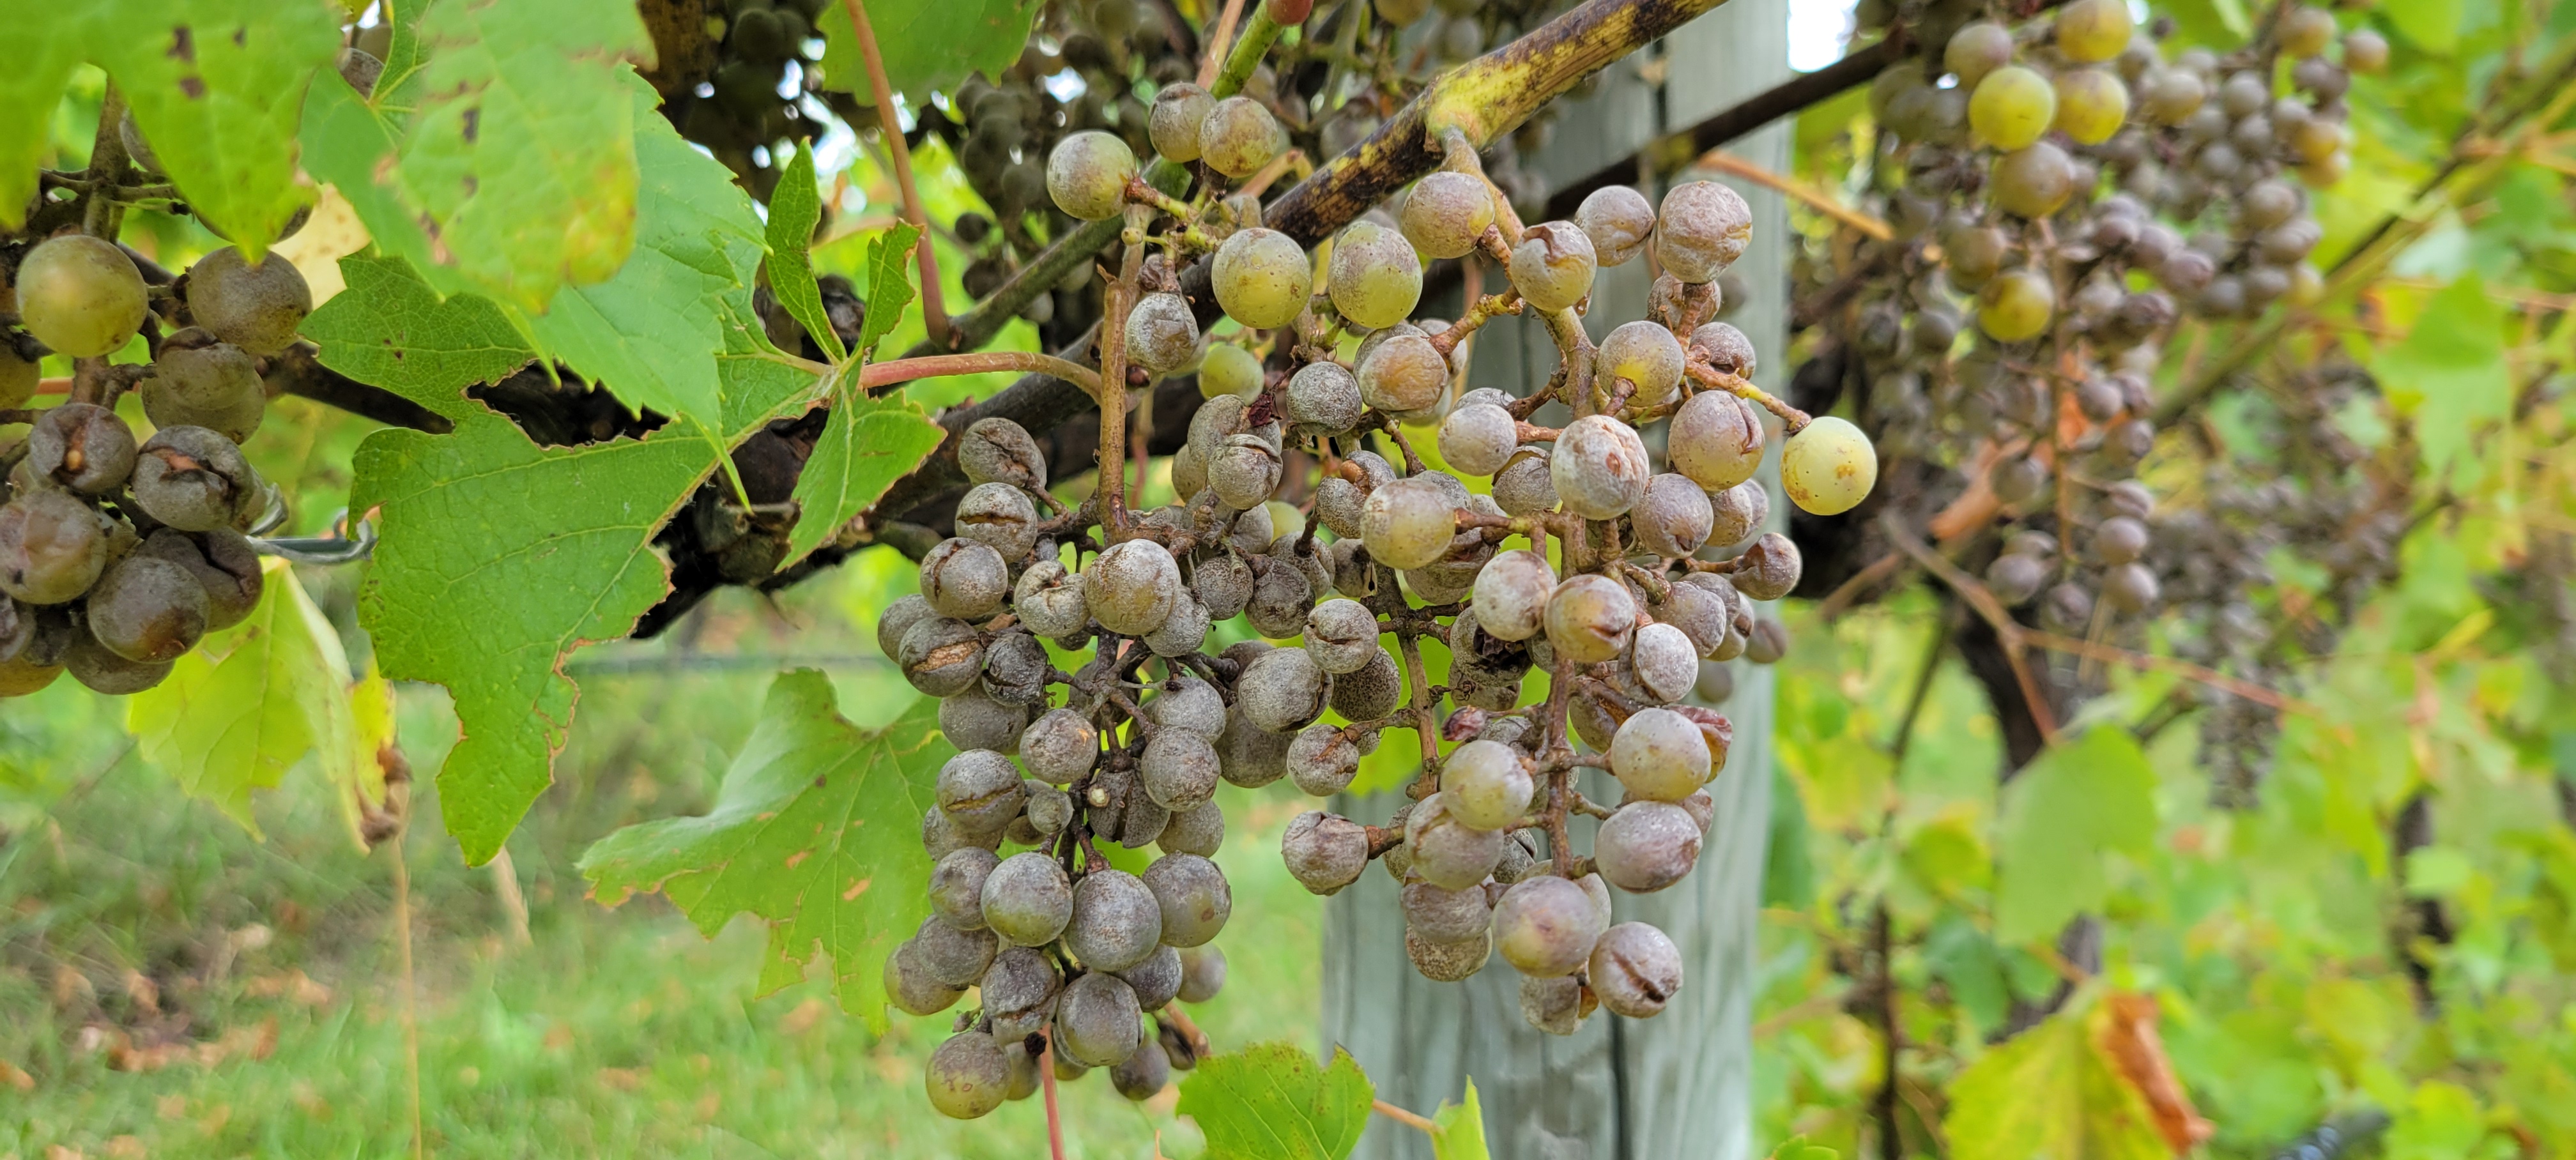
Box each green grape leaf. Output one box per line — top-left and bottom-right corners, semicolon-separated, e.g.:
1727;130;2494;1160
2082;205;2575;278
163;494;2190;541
762;141;847;364
1177;1042;1376;1160
302;252;537;421
858;222;922;358
578;675;946;1033
1993;726;2156;945
1430;1078;1491;1160
2372;276;2510;485
126;561;355;837
0;27;95;233
779;392;945;566
2157;0;2251;46
2386;0;2463;54
349;410;717;864
780;224;941;567
518;78;770;431
96;0;343;257
394;0;654;312
1943;991;2173;1160
813;0;1043;102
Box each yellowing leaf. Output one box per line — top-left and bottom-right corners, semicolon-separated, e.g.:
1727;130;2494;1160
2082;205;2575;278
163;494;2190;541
127;561;355;837
1993;727;2157;944
1176;1043;1376;1160
578;675;947;1032
1942;989;2176;1160
2371;276;2509;485
395;0;654;312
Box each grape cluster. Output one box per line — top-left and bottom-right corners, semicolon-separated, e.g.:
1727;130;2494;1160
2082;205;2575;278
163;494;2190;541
643;0;839;200
1;234;307;697
875;56;1876;1111
1813;0;2366;673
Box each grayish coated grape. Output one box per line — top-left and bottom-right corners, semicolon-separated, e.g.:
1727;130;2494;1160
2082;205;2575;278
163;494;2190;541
1437;402;1518;477
1650;579;1731;658
1731;533;1802;601
26;403;136;496
1575;185;1657;267
1286;361;1365;435
884;942;964;1016
1670;392;1765;492
1403;792;1504;890
898;616;985;697
929;847;999;931
1148;82;1215;161
942;685;1028;756
912;915;999;988
1357;330;1450;413
1218;699;1294;787
1632;473;1715;558
1209;434;1284;510
1013;560;1089;638
960;418;1048;490
1282;811;1369;894
1545;574;1637;665
1287;723;1363;797
1596;801;1704;893
1596;320;1685;404
1178;946;1227;1003
1159;800;1226;857
1199;95;1285;178
1690;321;1758;379
1590;922;1683;1018
1085;539;1183;636
938;749;1025;832
1360;476;1457;571
131;426;261;533
1327;220;1424;330
1118;944;1186;1012
1708;480;1770;550
1125;292;1200;374
1406;926;1491;982
1142;853;1231;947
1303;598;1381;675
186;245;314;356
1054;972;1144;1067
1327;646;1403;722
1491;875;1607;977
1471;549;1554;641
1143;590;1212;657
1046;130;1138;220
1399;170;1498;259
1066;869;1163;972
1019;708;1098;785
1520;973;1582;1035
924;1030;1011;1120
1655;181;1753;282
1492;447;1560;516
1140;728;1223;812
1508;221;1597;312
1145;673;1227;738
983;946;1061;1038
920;538;1009;620
1630;622;1699;705
1551;415;1650;519
1610;707;1711;800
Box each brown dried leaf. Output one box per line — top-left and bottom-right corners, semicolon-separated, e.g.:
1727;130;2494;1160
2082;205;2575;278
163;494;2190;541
2097;991;2214;1155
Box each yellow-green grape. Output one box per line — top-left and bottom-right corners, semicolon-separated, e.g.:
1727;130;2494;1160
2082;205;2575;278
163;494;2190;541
1199;343;1264;400
14;234;148;358
1989;142;2076;219
1360;476;1457;570
1944;21;2014;89
1594;320;1684;406
1976;268;2056;342
1326;220;1423;330
2288;263;2324;306
1781;416;1878;516
1400;171;1497;260
2054;0;2134;64
1968;65;2056;151
1046;130;1137;221
2343;29;2389;73
1149;82;1215;161
2287;116;2346;164
1211;227;1313;330
2299;150;2349;188
2277;4;2336;57
1508;221;1596;312
0;343;36;409
1199;96;1284;179
2051;68;2129;145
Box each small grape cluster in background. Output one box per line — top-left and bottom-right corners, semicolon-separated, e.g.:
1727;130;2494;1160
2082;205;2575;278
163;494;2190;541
878;52;1878;1118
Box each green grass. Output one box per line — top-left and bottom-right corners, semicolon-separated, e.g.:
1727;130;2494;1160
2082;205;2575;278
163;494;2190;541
0;561;1327;1159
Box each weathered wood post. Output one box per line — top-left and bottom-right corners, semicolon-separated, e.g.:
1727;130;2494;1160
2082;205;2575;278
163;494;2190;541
1324;1;1793;1155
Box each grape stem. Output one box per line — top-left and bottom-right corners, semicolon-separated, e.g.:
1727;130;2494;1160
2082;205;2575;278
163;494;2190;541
857;352;1105;401
1880;515;2061;744
1097;220;1147;538
1398;631;1440;794
1196;0;1248;89
1684;359;1809;434
836;0;950;347
1039;1030;1070;1160
1372;1100;1440;1133
1121;178;1221;252
1427;289;1523;358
